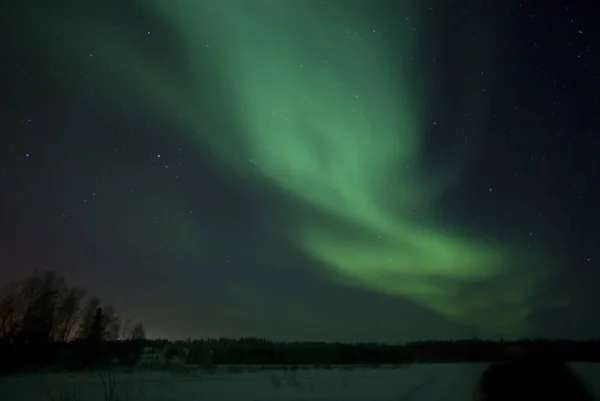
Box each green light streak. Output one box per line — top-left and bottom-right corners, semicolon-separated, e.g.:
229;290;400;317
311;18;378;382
34;0;551;335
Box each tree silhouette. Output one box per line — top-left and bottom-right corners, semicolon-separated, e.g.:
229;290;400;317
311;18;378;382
17;272;54;343
130;322;146;340
102;304;121;341
0;270;145;373
76;296;101;340
54;286;85;342
0;282;19;342
88;307;105;343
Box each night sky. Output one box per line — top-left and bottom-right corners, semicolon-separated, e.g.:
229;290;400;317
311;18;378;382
1;0;598;342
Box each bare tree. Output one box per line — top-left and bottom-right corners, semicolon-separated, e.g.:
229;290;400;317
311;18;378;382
102;304;121;341
0;270;143;349
76;297;101;340
129;322;146;340
54;286;85;342
0;282;20;341
18;271;65;343
120;318;132;340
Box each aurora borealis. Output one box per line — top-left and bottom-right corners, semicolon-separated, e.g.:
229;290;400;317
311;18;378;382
2;1;599;341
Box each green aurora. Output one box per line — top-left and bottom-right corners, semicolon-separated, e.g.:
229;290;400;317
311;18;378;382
29;0;556;336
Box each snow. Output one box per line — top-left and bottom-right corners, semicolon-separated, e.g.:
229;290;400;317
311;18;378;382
1;363;599;401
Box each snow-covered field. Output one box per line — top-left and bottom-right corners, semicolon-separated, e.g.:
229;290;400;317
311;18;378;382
2;363;599;401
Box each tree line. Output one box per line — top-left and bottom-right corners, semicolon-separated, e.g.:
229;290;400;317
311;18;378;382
3;270;600;375
0;270;146;374
158;337;600;367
